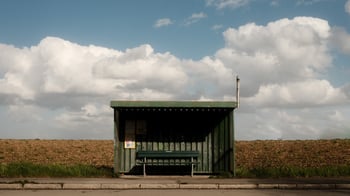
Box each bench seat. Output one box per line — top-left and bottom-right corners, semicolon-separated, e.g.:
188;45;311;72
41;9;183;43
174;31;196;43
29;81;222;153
136;150;199;176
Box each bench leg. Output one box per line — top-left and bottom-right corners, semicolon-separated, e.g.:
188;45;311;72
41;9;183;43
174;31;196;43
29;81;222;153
143;157;146;177
191;157;194;177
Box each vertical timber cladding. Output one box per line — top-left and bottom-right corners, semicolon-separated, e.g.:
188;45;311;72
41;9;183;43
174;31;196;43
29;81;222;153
111;101;237;174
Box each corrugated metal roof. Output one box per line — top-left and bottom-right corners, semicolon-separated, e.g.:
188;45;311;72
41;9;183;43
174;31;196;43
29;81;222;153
110;100;237;109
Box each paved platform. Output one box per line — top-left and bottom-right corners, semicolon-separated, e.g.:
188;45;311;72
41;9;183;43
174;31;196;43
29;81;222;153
1;176;350;190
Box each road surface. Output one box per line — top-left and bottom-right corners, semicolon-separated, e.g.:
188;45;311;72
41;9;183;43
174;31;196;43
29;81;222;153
1;189;350;196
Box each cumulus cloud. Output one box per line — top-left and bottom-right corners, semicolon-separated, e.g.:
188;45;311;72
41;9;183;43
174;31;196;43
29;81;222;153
0;44;36;100
247;79;348;108
212;16;350;140
0;36;233;136
8;103;43;123
184;12;207;26
0;37;121;104
154;18;173;28
206;0;250;9
329;110;345;122
346;0;350;14
55;103;111;124
0;36;237;109
0;37;191;107
330;27;350;54
216;17;332;96
237;107;350;140
1;16;349;140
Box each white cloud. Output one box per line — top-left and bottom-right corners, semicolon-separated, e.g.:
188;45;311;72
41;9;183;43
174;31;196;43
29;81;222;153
212;24;224;31
342;84;350;98
55;103;110;124
0;16;349;140
0;36;233;137
236;106;350;140
8;103;43;123
181;56;234;98
270;0;279;7
213;16;350;140
0;44;36;100
0;37;190;106
184;12;207;26
247;79;348;108
0;36;237;111
206;0;250;9
216;17;332;96
328;110;345;122
346;0;350;14
330;27;350;54
93;44;188;96
296;0;324;6
53;103;113;139
154;18;173;28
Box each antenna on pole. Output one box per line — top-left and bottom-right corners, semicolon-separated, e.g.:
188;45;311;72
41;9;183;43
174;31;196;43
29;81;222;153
236;75;240;108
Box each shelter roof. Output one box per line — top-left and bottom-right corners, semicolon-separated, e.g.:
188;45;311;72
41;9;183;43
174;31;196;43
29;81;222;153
110;100;237;109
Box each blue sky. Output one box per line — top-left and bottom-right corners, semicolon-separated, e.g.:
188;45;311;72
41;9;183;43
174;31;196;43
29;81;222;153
0;0;349;140
1;0;349;59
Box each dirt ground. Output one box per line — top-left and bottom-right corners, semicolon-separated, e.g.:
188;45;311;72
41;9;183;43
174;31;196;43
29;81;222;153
236;139;350;169
0;140;113;167
0;139;349;168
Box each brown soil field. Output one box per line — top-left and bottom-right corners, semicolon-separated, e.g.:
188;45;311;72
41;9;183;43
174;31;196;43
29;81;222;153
236;140;350;169
0;140;113;167
0;139;349;169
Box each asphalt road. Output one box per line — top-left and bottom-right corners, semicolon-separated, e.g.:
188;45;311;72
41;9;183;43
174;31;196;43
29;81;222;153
1;190;350;196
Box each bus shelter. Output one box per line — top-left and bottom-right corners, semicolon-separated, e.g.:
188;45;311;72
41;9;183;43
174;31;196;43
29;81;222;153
110;101;237;176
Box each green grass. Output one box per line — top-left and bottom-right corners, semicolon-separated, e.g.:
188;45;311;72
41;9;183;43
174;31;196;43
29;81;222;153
235;165;350;178
2;162;350;178
0;162;114;178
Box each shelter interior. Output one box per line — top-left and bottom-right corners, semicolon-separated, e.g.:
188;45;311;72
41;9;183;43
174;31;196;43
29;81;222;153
111;101;236;175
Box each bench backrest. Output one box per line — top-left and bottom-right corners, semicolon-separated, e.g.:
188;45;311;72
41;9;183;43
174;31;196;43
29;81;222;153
137;151;199;159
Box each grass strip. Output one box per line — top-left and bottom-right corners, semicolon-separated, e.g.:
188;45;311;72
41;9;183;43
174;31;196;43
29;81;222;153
0;162;113;177
1;162;350;178
236;165;350;178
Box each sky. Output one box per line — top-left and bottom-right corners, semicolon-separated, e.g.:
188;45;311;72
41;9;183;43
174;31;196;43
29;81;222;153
0;0;349;140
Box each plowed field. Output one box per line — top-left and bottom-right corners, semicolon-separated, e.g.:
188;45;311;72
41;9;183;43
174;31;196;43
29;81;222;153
0;139;349;169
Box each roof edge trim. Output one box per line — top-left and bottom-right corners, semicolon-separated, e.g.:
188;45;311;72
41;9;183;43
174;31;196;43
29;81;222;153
110;101;237;109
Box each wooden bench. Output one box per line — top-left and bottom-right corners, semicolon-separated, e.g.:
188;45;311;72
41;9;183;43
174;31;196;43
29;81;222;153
136;151;199;177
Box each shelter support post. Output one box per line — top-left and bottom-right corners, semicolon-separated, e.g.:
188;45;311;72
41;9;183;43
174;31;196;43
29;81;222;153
113;109;120;175
229;110;236;176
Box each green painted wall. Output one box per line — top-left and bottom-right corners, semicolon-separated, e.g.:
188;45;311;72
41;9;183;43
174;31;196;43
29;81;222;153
113;108;234;174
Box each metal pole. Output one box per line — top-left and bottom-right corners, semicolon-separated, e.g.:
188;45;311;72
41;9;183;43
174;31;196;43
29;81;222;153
233;75;240;177
236;76;240;108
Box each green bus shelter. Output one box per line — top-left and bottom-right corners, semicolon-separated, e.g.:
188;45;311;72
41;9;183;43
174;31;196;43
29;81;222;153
110;101;237;176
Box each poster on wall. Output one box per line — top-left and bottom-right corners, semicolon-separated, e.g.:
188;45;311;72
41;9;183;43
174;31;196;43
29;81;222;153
124;120;136;149
124;140;135;149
